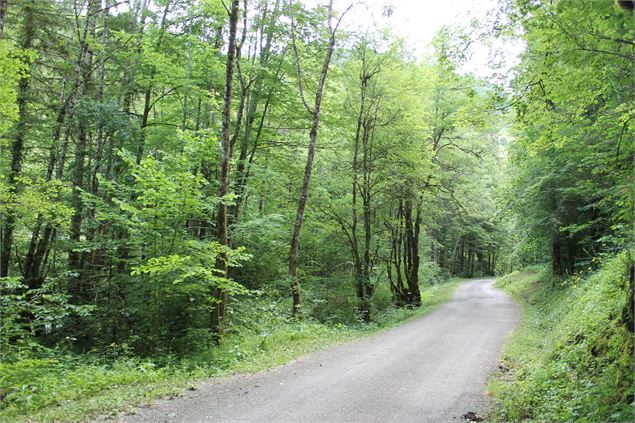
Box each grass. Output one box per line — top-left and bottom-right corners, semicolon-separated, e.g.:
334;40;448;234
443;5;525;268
488;252;634;422
0;278;462;422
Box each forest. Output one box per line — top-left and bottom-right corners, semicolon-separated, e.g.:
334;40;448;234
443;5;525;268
0;0;632;421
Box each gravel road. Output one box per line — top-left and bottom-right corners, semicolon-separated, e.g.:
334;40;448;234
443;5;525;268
107;278;520;423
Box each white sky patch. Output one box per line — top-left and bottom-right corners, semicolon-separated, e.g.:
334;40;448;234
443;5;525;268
334;0;524;83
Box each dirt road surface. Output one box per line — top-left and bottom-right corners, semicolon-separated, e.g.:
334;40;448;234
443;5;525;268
107;279;520;423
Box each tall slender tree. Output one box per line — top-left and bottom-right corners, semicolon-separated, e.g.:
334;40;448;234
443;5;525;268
211;0;241;341
288;0;351;316
0;0;36;278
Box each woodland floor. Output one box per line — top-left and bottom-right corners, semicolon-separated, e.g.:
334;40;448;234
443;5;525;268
101;279;520;423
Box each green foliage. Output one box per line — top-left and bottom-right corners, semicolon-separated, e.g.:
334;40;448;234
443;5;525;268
0;280;460;422
0;40;31;136
490;252;635;422
1;0;508;358
0;0;630;420
0;277;93;353
0;356;167;418
130;241;251;313
504;0;634;271
2;176;73;229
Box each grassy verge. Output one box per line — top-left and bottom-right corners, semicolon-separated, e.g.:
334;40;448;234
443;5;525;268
0;279;461;422
488;252;634;422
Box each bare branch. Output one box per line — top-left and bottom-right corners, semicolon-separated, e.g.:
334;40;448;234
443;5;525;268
220;0;230;15
289;0;313;114
332;1;355;35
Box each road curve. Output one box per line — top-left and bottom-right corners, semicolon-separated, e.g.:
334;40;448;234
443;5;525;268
110;279;520;423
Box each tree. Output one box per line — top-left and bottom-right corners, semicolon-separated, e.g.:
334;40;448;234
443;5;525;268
287;0;351;316
0;0;36;278
505;0;634;274
211;0;241;342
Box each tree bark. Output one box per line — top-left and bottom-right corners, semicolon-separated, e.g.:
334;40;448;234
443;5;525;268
288;0;348;316
69;0;98;302
211;0;241;342
350;65;365;319
0;0;7;41
232;0;281;224
360;109;375;320
0;0;35;278
136;0;171;164
403;198;421;306
552;232;563;277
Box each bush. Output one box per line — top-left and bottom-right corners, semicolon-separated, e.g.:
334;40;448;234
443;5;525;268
490;251;634;422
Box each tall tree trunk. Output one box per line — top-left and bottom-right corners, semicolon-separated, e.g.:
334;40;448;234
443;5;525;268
459;238;465;275
552;232;563;277
403;199;421;306
287;115;320;317
84;0;111;280
0;0;35;278
565;236;576;275
386;202;407;306
288;0;348;316
232;0;282;224
21;0;98;289
549;177;564;278
350;69;365;319
181;12;192;131
0;0;7;41
122;0;149;114
395;203;406;305
69;0;98;303
136;0;171;164
210;0;240;342
360;116;375;320
89;0;110;196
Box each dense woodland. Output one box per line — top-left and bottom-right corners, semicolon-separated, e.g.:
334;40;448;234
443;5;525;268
0;0;633;420
0;0;511;353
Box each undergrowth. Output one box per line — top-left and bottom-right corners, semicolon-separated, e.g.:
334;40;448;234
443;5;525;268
0;279;461;422
489;251;634;422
